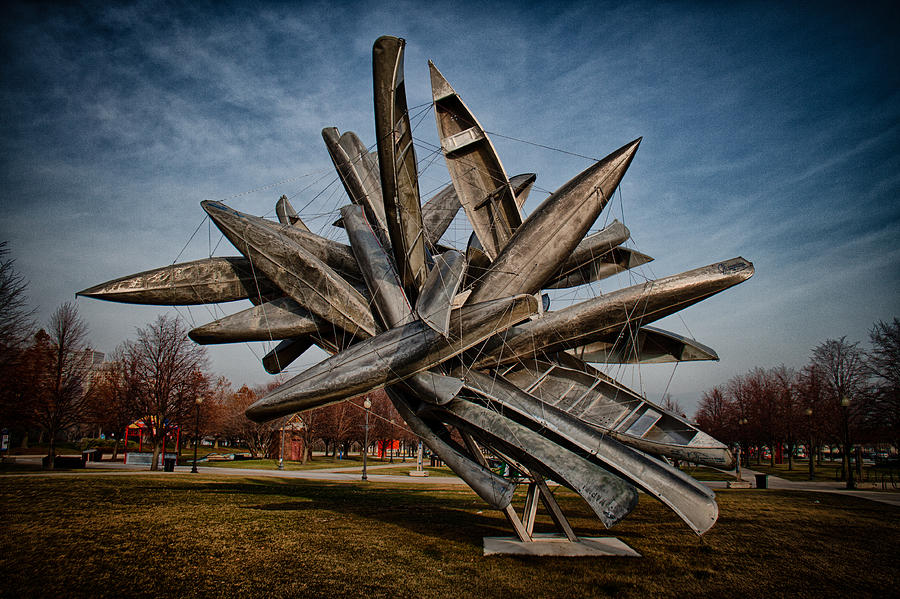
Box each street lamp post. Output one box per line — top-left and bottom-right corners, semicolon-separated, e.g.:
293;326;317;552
278;416;286;471
389;418;395;463
362;397;371;481
191;396;203;474
841;396;854;489
738;417;748;468
805;407;814;481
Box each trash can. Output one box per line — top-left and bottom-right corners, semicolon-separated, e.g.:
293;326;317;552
164;457;176;472
755;473;768;489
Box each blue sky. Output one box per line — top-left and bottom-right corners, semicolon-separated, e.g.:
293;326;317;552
2;0;897;413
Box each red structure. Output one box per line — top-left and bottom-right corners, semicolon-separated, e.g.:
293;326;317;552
123;417;181;466
377;439;399;459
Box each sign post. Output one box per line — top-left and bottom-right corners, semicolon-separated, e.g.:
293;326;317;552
1;428;9;462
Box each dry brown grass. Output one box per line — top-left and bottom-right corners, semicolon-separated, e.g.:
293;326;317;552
1;474;897;598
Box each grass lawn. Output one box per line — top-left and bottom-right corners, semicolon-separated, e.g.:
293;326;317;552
748;460;892;483
1;474;897;598
205;456;393;471
678;466;736;481
340;464;460;477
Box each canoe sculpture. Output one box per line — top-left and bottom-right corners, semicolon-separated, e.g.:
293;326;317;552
79;35;755;546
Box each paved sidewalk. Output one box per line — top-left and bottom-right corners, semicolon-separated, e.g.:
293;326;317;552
704;466;900;508
4;456;466;486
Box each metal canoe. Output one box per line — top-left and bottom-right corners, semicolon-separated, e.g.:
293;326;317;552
571;220;631;259
76;256;281;306
510;173;537;210
340;204;412;330
262;338;315;375
430;61;522;260
430;398;638;529
473;257;754;368
544;247;653;290
567;325;719;364
463;233;492;290
466;138;642;304
275;195;310;231
203;200;377;338
389;389;516;509
499;352;734;469
415;250;466;336
255;215;362;284
188;297;324;345
342;203;465;404
245;293;538;421
455;368;719;534
421;183;460;246
323;128;390;248
373;36;428;299
542;219;648;288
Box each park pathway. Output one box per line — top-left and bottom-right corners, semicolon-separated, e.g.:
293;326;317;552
5;455;900;507
704;466;900;508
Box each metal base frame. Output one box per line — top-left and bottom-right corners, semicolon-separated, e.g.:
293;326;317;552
461;430;639;556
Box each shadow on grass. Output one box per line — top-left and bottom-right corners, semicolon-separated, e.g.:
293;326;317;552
145;477;520;545
3;474;899;598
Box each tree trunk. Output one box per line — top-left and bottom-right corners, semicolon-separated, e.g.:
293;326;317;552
150;439;162;471
45;435;57;470
808;440;815;480
111;438;120;461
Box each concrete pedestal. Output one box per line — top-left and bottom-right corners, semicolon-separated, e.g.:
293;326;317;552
727;480;751;488
484;533;641;557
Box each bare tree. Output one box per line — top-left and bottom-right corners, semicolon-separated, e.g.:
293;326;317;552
661;393;685;418
811;337;868;488
127;315;209;470
223;384;279;458
201;376;231;450
797;363;829;479
0;242;36;445
294;407;324;464
868;318;900;450
695;386;732;444
317;400;362;458
0;242;35;369
30;303;93;467
87;343;146;460
727;373;757;465
771;365;798;470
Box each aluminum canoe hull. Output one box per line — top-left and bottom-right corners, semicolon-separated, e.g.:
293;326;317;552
76;256;281;306
466;138;641;304
203;200;377;338
474;257;754;368
457;367;719;534
431;398;638;529
188;297;323;344
498;353;734;468
246;294;538;421
430;61;522;260
373;36;428;298
567;325;719;364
